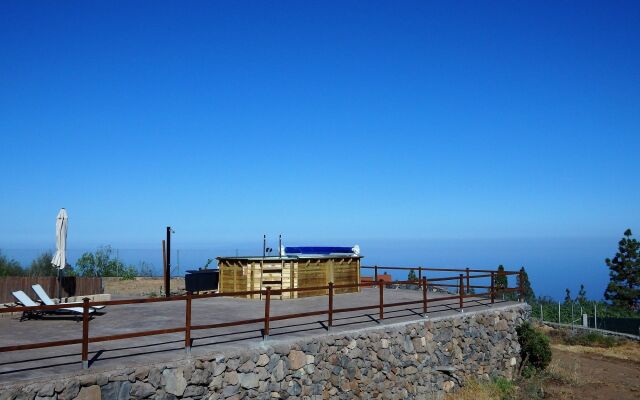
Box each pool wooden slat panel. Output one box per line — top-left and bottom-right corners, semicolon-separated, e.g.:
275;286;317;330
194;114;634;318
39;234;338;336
218;257;361;299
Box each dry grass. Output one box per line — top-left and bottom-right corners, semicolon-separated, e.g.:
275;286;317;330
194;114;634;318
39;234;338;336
546;358;584;386
444;379;505;400
551;341;640;363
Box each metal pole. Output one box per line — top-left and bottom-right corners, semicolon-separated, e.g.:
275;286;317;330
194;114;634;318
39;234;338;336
594;303;597;330
540;304;543;322
82;298;90;369
57;267;62;301
263;234;266;258
166;226;171;297
558;302;561;324
418;267;422;288
374;265;378;284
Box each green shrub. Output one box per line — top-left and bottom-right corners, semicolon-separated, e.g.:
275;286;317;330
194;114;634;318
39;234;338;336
516;322;552;371
564;331;623;348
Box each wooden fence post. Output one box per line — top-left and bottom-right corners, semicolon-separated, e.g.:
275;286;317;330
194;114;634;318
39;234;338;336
459;274;464;312
185;292;192;355
490;272;495;305
264;287;271;340
378;279;384;320
519;269;524;302
422;277;427;317
328;282;334;330
82;297;90;369
465;268;470;294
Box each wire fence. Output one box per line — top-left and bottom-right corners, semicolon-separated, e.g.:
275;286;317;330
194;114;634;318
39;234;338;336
534;301;640;337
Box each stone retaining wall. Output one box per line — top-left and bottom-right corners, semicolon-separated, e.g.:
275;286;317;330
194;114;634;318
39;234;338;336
0;304;529;400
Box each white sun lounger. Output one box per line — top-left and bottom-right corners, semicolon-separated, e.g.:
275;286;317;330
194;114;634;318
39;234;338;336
12;290;95;320
31;284;105;310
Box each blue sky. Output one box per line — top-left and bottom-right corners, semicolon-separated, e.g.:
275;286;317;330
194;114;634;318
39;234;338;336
1;2;639;297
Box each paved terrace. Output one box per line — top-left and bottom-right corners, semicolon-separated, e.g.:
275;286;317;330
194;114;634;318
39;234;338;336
0;288;517;384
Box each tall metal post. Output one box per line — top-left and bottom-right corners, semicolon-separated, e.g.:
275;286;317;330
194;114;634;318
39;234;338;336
165;226;171;297
418;267;422;288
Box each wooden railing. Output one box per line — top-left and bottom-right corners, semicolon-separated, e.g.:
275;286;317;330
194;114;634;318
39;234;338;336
0;267;523;370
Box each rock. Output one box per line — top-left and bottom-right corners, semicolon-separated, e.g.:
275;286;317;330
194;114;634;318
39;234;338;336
183;385;206;397
256;354;270;367
134;367;149;381
130;382;155;399
222;385;239;398
347;340;357;350
239;373;259;389
210;363;226;377
154;389;177;400
191;369;210;385
76;385;101;400
443;381;455;392
381;339;389;349
148;368;162;387
79;375;97;386
100;381;130;400
288;350;306;370
58;380;79;400
287;381;302;396
224;370;239;385
208;374;223;390
37;384;55;397
273;361;285;382
238;360;255;373
162;369;187;396
510;357;517;366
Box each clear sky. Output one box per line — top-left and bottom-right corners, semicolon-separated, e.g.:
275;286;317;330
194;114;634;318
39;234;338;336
1;1;639;297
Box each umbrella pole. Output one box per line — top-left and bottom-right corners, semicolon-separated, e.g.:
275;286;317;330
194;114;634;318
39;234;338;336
58;267;62;300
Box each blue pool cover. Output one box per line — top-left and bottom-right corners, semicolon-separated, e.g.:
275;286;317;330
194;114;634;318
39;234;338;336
284;246;355;255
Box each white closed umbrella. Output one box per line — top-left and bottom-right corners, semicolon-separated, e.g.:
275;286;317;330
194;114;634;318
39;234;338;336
51;208;68;299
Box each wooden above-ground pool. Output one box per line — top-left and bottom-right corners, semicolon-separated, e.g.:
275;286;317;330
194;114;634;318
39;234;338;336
217;246;362;299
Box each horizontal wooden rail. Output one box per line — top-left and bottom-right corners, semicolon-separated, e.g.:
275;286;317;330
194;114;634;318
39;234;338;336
0;266;525;370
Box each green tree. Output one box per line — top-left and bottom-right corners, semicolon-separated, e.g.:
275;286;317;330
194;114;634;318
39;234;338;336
516;322;552;372
604;229;640;311
576;284;587;305
495;265;508;299
28;251;56;276
75;246;136;279
517;267;535;303
0;250;24;276
564;288;572;304
407;269;418;282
